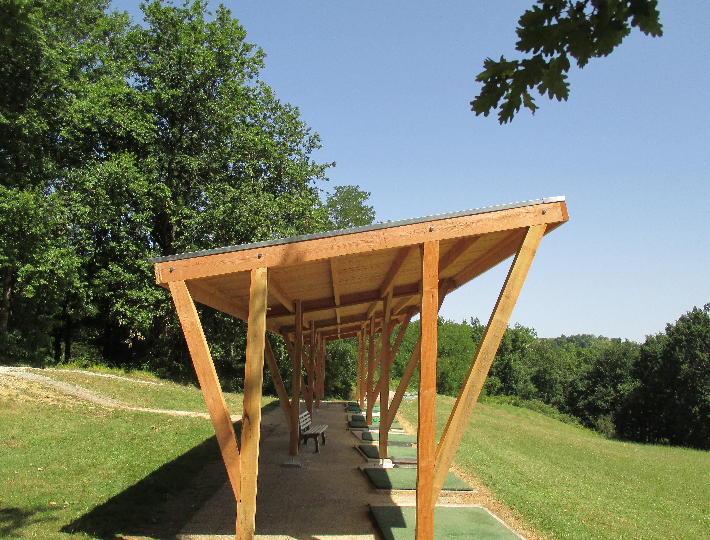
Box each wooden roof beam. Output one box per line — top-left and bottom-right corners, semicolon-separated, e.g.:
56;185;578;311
438;235;480;275
154;200;567;284
268;277;294;313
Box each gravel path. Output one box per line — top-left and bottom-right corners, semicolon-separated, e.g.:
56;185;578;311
0;366;240;421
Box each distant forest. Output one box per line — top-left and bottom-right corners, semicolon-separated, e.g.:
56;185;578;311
387;305;710;451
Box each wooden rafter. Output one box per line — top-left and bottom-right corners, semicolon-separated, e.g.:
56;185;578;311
268;277;294;313
438;235;480;275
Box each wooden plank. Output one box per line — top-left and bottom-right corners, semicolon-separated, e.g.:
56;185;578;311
379;246;415;297
155;201;567;284
417;241;439;540
268;277;295;313
438;235;480;275
432;225;545;503
451;229;525;290
267;282;421;320
264;337;292;430
168;281;241;501
379;290;393;459
289;300;303;456
238;267;268;540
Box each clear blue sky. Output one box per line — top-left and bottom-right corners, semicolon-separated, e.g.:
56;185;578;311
114;0;709;343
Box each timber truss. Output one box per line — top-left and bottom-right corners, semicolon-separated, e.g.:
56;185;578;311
150;196;569;540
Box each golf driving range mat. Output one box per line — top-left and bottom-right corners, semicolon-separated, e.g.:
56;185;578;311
358;444;418;460
363;468;473;491
361;432;416;443
369;505;522;540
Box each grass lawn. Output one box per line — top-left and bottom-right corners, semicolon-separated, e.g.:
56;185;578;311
0;373;276;539
27;367;253;414
398;395;710;540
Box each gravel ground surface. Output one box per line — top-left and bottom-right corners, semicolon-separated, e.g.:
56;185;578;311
177;401;532;540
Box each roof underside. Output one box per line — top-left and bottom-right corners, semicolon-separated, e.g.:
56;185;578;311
152;197;568;342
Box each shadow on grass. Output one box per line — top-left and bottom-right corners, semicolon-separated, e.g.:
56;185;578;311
0;506;58;538
64;401;280;539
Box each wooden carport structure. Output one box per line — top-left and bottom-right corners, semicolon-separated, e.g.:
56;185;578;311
150;196;568;540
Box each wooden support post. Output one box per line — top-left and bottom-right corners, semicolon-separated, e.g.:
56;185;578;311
356;331;363;409
168;281;242;502
432;225;545;503
417;241;439;540
315;333;321;409
264;337;291;430
359;332;366;410
320;336;326;401
238;267;268;540
366;318;376;425
378;290;393;459
308;322;315;414
289;300;303;456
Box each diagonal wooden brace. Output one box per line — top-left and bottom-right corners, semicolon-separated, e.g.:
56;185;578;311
168;280;242;502
431;224;546;504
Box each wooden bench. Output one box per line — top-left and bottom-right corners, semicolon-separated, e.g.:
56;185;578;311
299;411;328;452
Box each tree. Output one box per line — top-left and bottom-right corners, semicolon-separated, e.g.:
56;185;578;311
616;305;710;449
566;339;639;433
471;0;663;123
0;0;128;361
323;185;375;230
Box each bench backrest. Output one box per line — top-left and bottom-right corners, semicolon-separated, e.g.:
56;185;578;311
299;411;311;432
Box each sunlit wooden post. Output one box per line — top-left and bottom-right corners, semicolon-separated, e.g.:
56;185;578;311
366;317;376;425
289;300;303;456
416;241;439;540
378;290;393;458
238;267;268;540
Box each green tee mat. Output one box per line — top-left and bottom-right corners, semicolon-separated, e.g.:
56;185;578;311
350;415;397;426
361;432;416;443
347;406;380;413
359;444;417;460
349;420;402;429
370;505;521;540
364;468;473;491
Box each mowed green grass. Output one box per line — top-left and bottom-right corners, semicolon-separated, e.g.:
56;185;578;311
398;395;710;540
0;373;275;539
30;368;252;414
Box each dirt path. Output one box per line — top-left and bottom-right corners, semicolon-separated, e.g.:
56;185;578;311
0;366;240;421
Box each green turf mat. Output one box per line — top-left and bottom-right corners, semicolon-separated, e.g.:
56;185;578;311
364;468;472;491
370;506;520;540
347;406;380;413
361;432;416;443
359;445;418;460
349;420;402;429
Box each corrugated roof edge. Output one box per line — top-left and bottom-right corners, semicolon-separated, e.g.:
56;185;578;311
148;196;565;264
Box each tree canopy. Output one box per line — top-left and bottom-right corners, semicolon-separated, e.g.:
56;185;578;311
0;0;372;386
471;0;663;123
